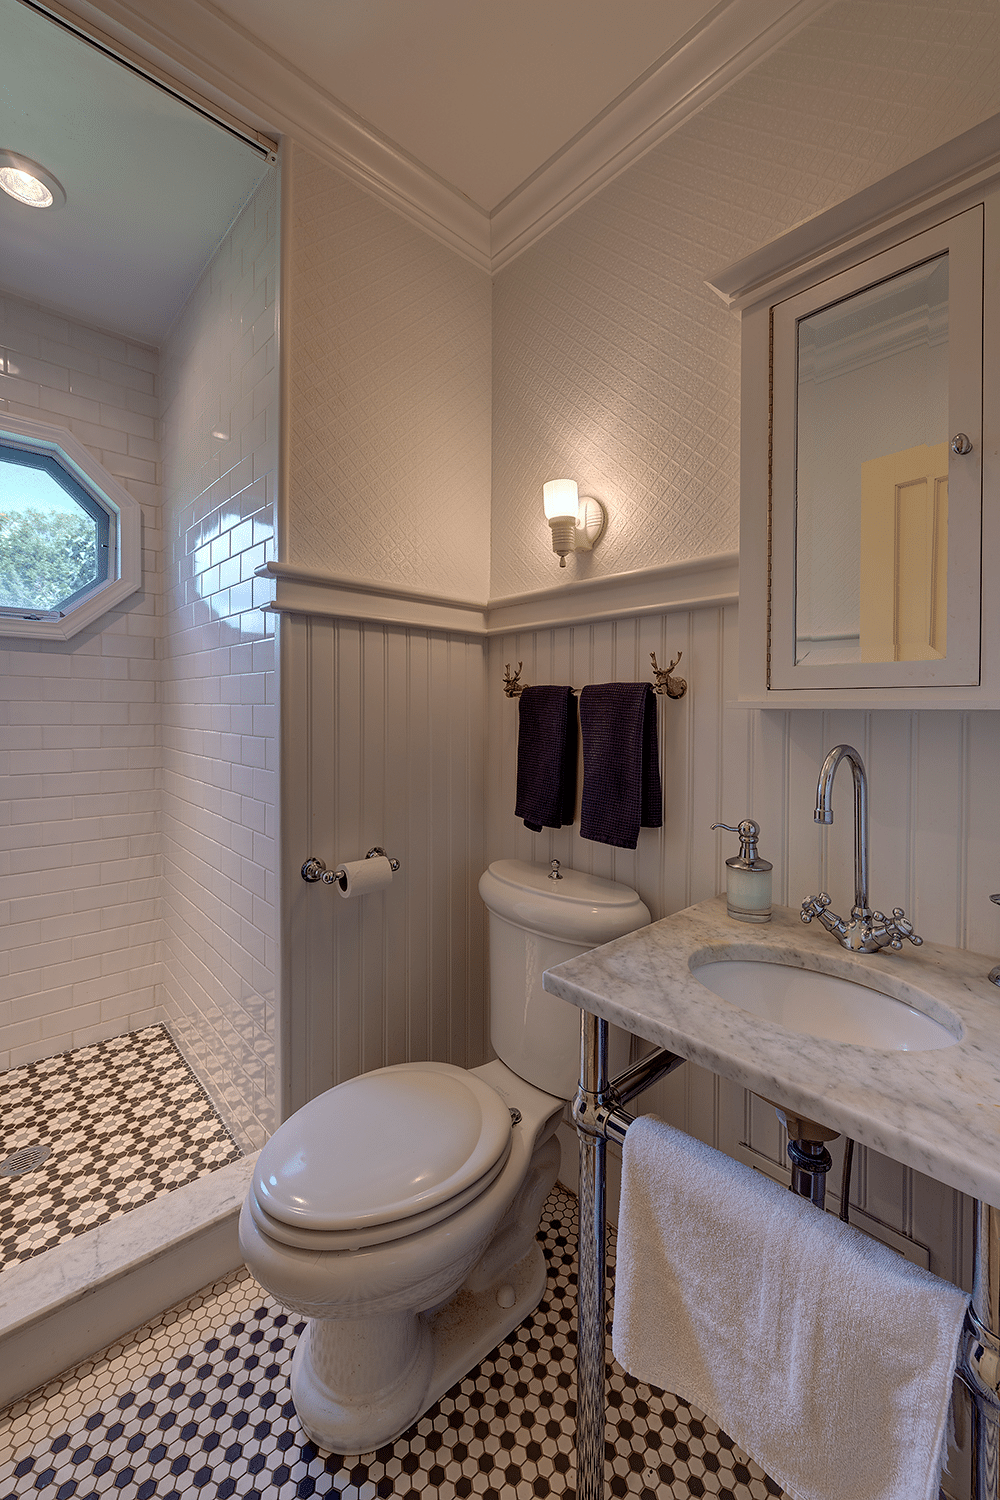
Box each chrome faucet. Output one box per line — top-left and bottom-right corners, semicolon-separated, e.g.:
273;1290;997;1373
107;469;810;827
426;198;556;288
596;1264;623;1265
800;744;922;954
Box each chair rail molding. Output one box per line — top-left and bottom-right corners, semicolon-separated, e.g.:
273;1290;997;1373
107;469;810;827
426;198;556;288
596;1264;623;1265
257;561;490;635
257;554;739;635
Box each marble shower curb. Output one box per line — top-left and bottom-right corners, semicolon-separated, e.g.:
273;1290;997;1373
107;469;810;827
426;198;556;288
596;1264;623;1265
0;1153;259;1410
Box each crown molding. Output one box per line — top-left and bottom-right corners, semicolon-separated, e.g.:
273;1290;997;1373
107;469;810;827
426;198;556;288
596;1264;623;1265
488;0;833;271
42;0;492;267
55;0;831;275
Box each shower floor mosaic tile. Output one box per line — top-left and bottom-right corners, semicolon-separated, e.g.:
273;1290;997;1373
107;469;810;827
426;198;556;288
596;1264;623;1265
0;1025;242;1270
0;1186;785;1500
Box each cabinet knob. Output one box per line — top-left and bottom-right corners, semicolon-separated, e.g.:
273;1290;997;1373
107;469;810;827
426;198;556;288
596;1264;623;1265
951;432;973;455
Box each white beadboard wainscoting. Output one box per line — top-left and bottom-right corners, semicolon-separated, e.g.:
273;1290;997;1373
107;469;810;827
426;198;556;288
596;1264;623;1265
274;558;992;1309
279;610;489;1113
485;600;991;1302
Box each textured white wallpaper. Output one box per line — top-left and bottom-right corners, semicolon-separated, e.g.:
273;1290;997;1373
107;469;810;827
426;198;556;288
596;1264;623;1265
490;0;1000;598
287;144;493;602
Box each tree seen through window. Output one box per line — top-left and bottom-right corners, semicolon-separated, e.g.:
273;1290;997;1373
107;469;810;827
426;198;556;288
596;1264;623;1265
0;448;108;612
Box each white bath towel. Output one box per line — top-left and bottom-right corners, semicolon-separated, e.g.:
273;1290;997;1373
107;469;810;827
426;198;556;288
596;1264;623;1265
612;1115;970;1500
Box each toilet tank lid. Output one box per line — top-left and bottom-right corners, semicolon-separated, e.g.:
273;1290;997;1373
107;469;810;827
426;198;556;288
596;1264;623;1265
479;859;650;944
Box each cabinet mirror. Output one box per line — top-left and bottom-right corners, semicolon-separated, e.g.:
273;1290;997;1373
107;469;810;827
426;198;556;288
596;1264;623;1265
769;204;982;691
713;116;1000;709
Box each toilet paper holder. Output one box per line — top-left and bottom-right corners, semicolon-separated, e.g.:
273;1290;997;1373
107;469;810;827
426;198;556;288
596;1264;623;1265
301;847;401;888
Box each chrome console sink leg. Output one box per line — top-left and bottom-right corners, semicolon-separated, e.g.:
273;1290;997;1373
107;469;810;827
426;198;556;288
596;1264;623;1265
573;1017;684;1500
965;1199;1000;1500
575;1011;609;1500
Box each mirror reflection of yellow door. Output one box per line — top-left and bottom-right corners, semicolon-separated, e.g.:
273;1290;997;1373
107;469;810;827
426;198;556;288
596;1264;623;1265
860;441;948;662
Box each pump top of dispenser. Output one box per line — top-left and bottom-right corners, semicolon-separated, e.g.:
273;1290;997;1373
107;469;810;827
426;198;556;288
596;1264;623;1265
711;819;772;871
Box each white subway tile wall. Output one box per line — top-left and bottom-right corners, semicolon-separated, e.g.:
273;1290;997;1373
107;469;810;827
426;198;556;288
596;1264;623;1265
158;171;279;1152
0;295;162;1071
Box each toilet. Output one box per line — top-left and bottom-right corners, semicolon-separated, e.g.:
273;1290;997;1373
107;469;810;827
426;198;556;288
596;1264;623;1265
239;858;650;1453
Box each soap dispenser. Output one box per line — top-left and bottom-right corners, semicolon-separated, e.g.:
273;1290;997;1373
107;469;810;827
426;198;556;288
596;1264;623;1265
711;819;773;923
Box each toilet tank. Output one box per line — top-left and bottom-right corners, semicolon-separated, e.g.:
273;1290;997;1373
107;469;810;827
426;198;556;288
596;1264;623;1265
478;859;651;1099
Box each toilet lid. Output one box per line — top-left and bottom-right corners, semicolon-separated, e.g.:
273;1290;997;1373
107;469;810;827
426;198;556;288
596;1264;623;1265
253;1061;513;1233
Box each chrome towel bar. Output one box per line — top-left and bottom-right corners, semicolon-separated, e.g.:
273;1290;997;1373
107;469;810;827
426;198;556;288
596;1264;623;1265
573;1010;1000;1500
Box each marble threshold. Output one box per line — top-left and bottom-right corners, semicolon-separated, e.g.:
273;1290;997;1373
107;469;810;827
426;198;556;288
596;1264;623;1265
0;1153;258;1410
543;896;1000;1209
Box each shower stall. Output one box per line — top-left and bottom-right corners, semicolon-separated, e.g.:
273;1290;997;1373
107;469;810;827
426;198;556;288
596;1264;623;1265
0;7;281;1398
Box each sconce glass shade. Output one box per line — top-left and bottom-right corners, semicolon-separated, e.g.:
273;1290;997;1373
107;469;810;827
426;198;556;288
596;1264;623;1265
543;478;580;522
542;479;607;568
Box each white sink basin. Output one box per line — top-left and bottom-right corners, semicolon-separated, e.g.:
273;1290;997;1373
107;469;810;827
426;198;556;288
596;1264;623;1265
691;958;961;1051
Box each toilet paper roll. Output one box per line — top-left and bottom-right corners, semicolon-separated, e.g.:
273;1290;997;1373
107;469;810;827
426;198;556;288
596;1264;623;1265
335;855;394;898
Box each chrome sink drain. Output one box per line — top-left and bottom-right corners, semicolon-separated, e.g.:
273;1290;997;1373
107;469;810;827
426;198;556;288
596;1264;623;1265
0;1143;52;1177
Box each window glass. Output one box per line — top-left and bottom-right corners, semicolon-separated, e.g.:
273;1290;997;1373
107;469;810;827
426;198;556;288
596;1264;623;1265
0;446;111;613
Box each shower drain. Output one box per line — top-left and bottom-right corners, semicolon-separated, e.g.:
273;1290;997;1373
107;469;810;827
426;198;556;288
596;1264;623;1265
0;1144;52;1177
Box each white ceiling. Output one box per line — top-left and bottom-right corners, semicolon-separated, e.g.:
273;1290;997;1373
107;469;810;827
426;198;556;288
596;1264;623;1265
205;0;730;213
0;0;826;341
0;0;271;344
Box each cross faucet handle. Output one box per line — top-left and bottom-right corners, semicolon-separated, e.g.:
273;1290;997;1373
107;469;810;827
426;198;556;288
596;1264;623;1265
870;908;923;950
800;893;848;937
888;907;922;947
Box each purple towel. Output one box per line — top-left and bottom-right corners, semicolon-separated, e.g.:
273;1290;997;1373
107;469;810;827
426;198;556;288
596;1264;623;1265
579;682;662;849
514;686;577;832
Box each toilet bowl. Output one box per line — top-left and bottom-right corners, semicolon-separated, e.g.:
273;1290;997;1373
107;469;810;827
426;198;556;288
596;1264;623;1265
240;859;651;1453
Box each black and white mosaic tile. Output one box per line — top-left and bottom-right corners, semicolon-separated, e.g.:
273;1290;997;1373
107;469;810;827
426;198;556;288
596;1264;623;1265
0;1026;242;1270
0;1186;785;1499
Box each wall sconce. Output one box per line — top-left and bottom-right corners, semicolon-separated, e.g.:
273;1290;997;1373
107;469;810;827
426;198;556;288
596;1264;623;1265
542;479;607;567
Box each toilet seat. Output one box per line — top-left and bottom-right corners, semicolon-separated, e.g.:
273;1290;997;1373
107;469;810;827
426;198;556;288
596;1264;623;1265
251;1062;514;1251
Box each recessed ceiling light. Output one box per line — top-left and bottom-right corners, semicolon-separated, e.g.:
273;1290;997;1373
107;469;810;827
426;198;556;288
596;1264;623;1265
0;151;66;209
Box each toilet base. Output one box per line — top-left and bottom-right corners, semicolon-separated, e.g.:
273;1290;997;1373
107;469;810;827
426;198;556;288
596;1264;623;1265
293;1237;549;1455
291;1306;436;1454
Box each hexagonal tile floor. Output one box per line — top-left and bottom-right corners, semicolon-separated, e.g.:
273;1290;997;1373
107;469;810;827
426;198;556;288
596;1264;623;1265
0;1187;785;1499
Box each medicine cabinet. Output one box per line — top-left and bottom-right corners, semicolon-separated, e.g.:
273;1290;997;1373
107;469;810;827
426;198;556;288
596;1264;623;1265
708;114;1000;708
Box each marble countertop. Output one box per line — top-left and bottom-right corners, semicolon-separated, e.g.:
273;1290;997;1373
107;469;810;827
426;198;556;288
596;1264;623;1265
541;896;1000;1208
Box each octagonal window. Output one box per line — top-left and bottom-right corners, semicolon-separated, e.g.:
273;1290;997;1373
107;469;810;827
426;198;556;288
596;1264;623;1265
0;447;112;613
0;414;141;640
